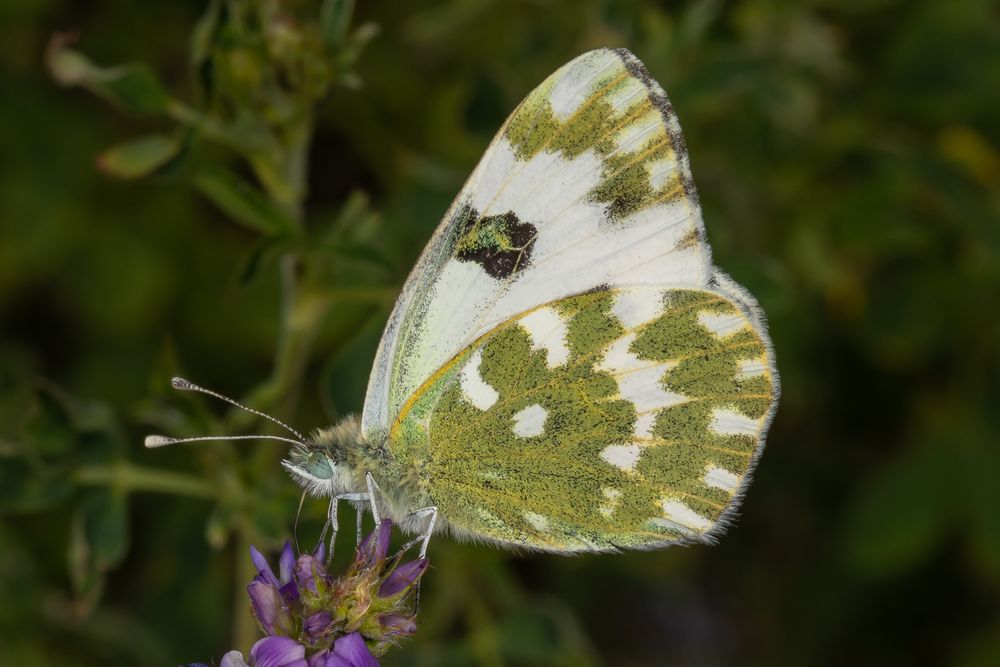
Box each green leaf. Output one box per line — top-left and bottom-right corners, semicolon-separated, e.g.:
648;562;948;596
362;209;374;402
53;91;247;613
842;447;958;577
193;167;297;236
0;457;73;513
964;449;1000;583
190;0;223;99
69;488;129;600
322;241;394;271
46;34;171;115
236;236;289;285
320;0;356;47
96;135;182;179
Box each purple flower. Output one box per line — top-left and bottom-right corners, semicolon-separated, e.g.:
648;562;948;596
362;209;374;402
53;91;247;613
307;633;379;667
248;576;294;636
193;520;427;666
303;610;333;640
377;614;416;638
377;558;428;598
356;520;391;568
251;636;308;667
248;540;329;636
295;544;327;594
187;639;311;667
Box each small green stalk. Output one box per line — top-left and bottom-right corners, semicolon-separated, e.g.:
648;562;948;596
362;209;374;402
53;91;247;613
74;463;216;499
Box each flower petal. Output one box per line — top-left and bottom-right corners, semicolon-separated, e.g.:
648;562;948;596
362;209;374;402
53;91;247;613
332;632;379;667
323;655;353;667
248;581;292;636
250;636;307;667
312;541;326;564
377;558;427;598
378;613;417;637
219;651;251;667
278;541;296;585
295;553;323;593
307;650;330;667
303;610;333;640
357;520;392;567
250;545;280;587
279;579;300;604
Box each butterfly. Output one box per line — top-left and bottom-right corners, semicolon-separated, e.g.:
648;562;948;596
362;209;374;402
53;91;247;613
149;48;779;556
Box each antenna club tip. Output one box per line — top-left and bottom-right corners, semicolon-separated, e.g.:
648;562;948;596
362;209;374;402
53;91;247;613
145;434;174;448
171;377;194;390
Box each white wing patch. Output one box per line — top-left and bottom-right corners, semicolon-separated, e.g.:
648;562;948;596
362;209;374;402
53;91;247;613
548;50;621;120
658;499;712;533
600;443;643;472
611;289;665;329
459;348;499;410
634;411;657;438
614;109;662;153
597;333;685;413
737;358;768;378
647;155;679;190
518;307;570;368
598;487;622;518
709;408;760;436
697;310;750;339
511;404;548;438
522;511;551;532
704;465;740;494
606;76;646;112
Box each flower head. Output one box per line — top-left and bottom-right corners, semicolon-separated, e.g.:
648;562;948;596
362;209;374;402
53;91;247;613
192;520;427;666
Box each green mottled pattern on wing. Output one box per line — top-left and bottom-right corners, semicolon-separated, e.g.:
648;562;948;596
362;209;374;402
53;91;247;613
504;61;691;221
390;287;775;551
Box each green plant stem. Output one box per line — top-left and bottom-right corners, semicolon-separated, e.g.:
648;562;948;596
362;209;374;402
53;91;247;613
233;527;258;653
73;463;215;498
229;105;334;652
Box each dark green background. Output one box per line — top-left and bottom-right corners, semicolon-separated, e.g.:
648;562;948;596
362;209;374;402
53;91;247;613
2;1;999;665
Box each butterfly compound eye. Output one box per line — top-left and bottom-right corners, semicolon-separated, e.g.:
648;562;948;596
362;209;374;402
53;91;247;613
307;452;334;479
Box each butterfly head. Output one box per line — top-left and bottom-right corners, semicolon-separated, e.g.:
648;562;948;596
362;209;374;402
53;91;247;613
282;415;366;497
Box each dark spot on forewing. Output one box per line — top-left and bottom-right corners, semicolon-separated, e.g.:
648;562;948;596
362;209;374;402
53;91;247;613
455;206;538;280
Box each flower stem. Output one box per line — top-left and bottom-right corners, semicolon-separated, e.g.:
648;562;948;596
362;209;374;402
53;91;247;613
233;529;258;653
73;463;215;498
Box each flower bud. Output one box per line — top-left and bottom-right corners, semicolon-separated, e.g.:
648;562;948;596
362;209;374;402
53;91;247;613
377;558;427;599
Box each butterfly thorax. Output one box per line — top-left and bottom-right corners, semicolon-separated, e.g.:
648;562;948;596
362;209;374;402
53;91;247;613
285;415;426;525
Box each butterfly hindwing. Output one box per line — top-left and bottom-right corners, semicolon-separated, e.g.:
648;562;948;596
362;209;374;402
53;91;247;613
362;48;711;445
391;286;776;551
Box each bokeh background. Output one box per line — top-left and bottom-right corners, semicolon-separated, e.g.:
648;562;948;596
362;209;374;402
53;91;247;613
2;1;999;665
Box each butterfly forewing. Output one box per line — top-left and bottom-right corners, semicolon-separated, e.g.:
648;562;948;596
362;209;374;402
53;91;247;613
362;49;711;445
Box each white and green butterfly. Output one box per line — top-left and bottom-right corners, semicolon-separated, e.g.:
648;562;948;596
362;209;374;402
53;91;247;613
150;48;778;556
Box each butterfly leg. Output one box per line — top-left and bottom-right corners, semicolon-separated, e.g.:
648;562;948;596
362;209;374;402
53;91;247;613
365;472;383;524
394;505;438;614
395;506;439;559
325;491;369;559
356;507;364;546
329;474;383;552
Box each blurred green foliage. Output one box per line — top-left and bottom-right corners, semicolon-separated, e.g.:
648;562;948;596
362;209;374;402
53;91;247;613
1;0;998;665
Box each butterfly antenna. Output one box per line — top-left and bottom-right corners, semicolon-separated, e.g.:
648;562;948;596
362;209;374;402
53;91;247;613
145;434;305;448
169;376;307;442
